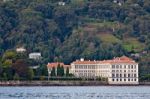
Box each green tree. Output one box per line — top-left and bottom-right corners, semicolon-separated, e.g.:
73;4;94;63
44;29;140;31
57;64;61;76
3;51;17;60
3;73;7;81
27;68;34;80
13;73;20;81
60;66;64;76
57;64;64;76
66;67;69;77
51;67;56;77
2;60;12;68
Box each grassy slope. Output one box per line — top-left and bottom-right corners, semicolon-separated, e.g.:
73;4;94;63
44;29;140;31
80;19;145;53
123;38;145;52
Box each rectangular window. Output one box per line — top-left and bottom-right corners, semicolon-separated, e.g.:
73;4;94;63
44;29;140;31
128;65;130;69
131;65;133;69
134;74;136;77
116;74;119;77
124;65;126;68
116;65;119;68
134;65;136;69
112;74;115;77
124;74;126;77
112;65;115;68
120;74;122;77
120;65;122;68
134;70;136;72
112;70;115;72
128;74;130;77
124;79;126;81
112;79;114;81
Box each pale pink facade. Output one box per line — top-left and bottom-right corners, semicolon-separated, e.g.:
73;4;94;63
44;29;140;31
70;56;139;84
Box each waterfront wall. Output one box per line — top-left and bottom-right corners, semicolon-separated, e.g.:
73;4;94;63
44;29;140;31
0;81;149;86
0;81;108;86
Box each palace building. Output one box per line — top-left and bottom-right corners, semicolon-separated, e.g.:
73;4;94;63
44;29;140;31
70;56;139;84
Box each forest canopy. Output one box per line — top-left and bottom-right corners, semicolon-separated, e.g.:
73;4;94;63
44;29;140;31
0;0;150;79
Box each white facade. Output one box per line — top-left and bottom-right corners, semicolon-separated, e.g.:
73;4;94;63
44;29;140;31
109;63;138;84
58;2;65;6
70;56;139;84
16;47;26;53
29;53;41;60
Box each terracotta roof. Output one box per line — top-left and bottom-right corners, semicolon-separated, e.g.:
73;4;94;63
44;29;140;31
108;56;136;64
72;60;99;64
47;62;70;68
72;56;137;64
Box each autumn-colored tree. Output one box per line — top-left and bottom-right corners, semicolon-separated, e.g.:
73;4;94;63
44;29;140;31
12;59;29;78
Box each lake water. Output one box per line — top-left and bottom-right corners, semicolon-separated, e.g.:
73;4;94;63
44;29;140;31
0;86;150;99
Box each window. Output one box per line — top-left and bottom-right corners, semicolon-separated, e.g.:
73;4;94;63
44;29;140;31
128;79;130;81
120;65;122;68
112;70;115;72
134;70;136;72
134;65;136;69
120;79;122;81
112;65;115;68
124;79;126;81
112;74;115;77
124;65;126;68
116;74;119;77
112;79;115;81
124;74;126;77
128;65;130;69
134;79;136;81
128;74;130;77
116;65;119;68
120;74;122;77
116;79;118;81
131;65;133;69
134;74;136;77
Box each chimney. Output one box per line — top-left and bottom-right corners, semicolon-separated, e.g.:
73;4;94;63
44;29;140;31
80;58;84;61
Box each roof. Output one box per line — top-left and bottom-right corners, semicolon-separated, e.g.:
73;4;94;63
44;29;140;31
109;56;136;64
72;56;137;65
72;60;99;64
47;62;70;68
29;53;41;56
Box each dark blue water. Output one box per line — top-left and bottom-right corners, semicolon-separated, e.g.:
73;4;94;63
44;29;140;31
0;86;150;99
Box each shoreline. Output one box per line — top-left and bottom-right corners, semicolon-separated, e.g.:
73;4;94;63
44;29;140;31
0;81;150;86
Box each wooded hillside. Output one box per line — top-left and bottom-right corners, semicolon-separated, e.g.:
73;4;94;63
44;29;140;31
0;0;149;80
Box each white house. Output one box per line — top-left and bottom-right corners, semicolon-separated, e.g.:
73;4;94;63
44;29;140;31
58;2;65;6
29;52;41;60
